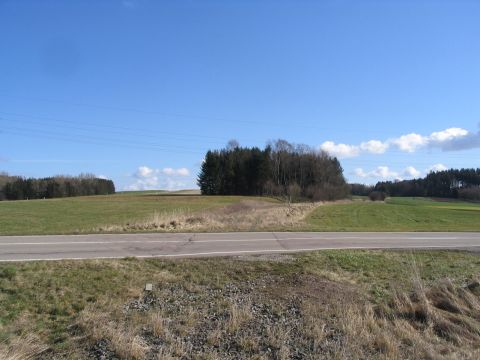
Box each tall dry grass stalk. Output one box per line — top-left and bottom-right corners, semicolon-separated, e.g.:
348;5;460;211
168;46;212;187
0;335;48;360
226;298;253;333
78;305;149;360
336;276;480;359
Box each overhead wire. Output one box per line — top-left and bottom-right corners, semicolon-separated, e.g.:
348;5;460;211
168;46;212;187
0;93;401;136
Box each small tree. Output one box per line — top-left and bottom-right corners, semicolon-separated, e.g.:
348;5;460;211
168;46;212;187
368;191;386;201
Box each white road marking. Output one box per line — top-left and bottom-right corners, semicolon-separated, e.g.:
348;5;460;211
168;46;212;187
405;237;458;240
0;237;343;246
0;236;462;246
1;244;480;262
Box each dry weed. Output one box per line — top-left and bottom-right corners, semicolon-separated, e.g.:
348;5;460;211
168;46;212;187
149;311;169;338
78;305;149;359
226;298;253;333
0;335;48;360
336;276;480;359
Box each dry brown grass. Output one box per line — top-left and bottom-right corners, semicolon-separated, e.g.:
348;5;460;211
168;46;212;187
149;311;169;338
0;335;48;360
335;277;480;360
96;200;321;233
78;304;149;360
3;250;478;359
226;298;253;333
72;273;480;360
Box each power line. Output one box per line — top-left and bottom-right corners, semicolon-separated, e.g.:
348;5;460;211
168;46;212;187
0;93;399;135
0;126;206;154
0;115;230;149
1;119;478;161
0;110;230;142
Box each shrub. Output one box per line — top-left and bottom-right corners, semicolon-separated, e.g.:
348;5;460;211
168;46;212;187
458;187;480;201
368;191;386;201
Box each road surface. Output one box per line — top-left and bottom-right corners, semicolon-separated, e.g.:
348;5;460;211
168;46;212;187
1;232;480;262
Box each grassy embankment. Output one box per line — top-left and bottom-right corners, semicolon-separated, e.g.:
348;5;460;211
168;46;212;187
1;193;479;235
0;250;479;359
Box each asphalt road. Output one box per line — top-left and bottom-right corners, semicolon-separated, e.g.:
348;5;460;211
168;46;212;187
1;232;480;262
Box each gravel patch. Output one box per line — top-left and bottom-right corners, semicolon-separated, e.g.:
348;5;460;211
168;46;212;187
89;275;354;359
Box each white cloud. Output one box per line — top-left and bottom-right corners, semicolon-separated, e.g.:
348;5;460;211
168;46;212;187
126;165;192;191
162;167;175;176
429;128;468;143
320;126;473;158
97;174;109;180
403;166;421;178
176;168;190;176
391;133;428;152
354;166;401;180
354;168;368;177
162;167;190;176
352;164;455;182
136;166;155;178
375;166;401;179
354;165;422;181
320;141;360;158
391;128;469;152
426;163;448;173
359;140;389;154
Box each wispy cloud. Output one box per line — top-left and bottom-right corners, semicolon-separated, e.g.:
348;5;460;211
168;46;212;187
321;126;475;158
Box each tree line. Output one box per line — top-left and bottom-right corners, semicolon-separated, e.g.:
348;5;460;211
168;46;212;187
197;140;349;201
351;168;480;201
0;173;115;201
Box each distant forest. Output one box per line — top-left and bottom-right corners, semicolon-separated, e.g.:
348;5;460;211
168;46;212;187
197;140;349;201
0;173;115;201
351;168;480;201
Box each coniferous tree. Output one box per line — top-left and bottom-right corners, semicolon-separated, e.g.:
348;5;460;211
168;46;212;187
0;175;115;201
197;140;349;201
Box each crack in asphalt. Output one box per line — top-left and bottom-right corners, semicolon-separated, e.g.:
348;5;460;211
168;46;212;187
272;232;288;250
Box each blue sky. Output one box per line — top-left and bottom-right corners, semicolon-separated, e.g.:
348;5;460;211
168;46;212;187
1;0;479;190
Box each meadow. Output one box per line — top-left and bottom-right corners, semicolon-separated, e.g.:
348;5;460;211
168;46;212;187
0;192;263;235
0;193;479;235
306;197;480;232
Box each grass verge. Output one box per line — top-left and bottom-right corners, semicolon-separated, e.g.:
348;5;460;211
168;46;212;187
0;250;479;359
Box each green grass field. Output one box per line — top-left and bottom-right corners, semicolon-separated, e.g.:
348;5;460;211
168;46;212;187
0;193;479;235
306;197;480;232
0;193;257;236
